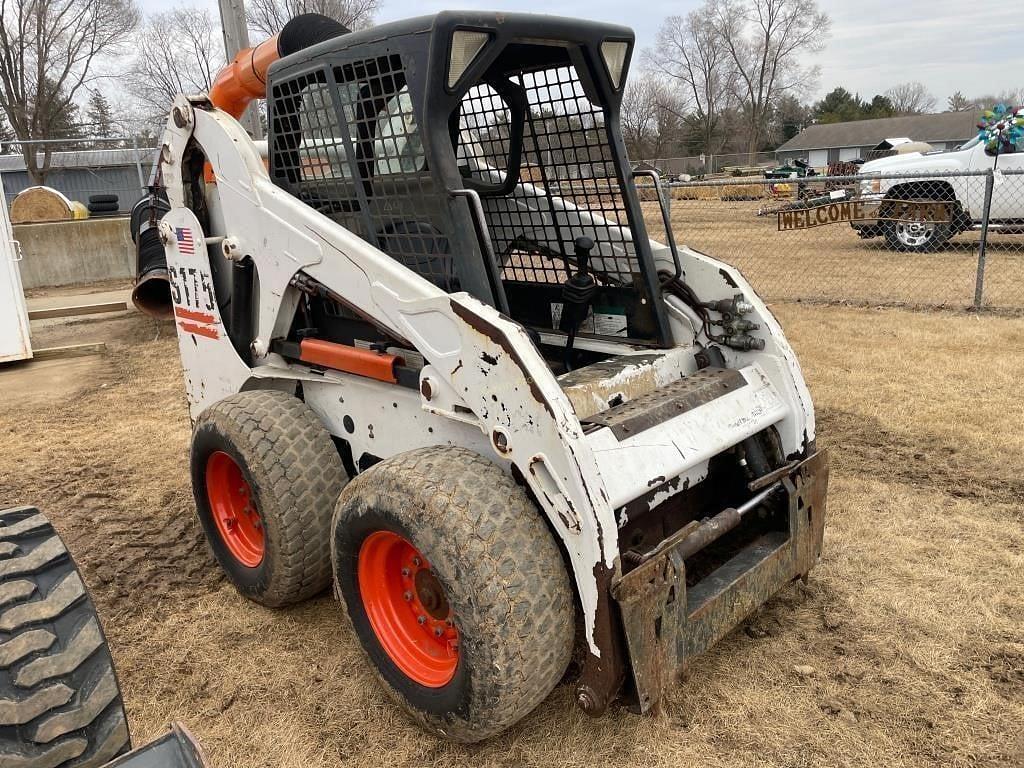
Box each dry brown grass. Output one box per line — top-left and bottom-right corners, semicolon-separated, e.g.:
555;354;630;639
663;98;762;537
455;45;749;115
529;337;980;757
0;300;1022;768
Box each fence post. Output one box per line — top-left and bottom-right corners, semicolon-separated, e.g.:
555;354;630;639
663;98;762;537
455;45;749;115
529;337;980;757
132;136;146;192
973;169;995;309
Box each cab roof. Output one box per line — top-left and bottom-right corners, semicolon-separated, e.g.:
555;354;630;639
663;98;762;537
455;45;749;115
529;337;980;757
271;10;635;76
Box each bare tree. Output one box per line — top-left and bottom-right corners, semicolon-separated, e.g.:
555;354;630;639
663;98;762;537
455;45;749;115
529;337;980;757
247;0;379;38
971;88;1024;111
646;7;735;154
885;81;937;115
710;0;829;156
946;91;975;112
0;0;139;183
621;78;666;159
620;77;686;160
127;7;223;129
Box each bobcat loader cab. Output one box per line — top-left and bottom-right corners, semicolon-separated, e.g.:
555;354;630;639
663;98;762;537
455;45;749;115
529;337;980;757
154;11;828;741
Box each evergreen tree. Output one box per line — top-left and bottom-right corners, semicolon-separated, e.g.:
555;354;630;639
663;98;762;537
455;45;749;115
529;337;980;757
769;94;811;144
29;77;82;151
863;94;896;119
85;91;115;145
946;91;975;112
813;88;863;124
812;88;896;124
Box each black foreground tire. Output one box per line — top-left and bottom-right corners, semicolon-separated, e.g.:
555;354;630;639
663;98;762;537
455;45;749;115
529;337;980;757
191;390;347;607
332;447;575;743
0;506;130;768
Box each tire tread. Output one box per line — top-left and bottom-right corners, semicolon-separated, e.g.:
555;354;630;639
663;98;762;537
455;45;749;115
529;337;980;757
192;390;346;606
0;507;129;767
335;447;575;742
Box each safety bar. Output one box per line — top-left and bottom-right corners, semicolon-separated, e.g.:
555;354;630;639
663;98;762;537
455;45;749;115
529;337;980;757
632;169;682;282
449;188;511;315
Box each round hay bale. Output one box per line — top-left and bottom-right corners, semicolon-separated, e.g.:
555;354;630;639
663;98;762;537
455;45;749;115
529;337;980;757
10;186;74;223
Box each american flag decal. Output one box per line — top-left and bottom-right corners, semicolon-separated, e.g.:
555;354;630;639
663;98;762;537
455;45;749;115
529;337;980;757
175;227;195;255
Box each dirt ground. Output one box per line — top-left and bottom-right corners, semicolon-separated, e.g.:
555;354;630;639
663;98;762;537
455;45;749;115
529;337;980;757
0;290;1022;768
640;199;1023;310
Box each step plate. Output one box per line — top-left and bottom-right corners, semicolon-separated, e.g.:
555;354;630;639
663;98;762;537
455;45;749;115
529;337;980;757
582;367;747;440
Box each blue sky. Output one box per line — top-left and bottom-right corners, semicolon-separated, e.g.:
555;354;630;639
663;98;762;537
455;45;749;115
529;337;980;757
151;0;1021;104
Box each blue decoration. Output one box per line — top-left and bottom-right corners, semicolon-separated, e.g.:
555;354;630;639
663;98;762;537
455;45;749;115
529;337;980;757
976;104;1024;155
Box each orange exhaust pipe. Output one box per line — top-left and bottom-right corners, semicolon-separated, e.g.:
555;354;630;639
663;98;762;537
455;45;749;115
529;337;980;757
207;14;350;119
208;34;281;120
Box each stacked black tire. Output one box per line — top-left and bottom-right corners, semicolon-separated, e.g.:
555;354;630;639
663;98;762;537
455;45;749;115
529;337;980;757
86;195;119;217
0;506;130;768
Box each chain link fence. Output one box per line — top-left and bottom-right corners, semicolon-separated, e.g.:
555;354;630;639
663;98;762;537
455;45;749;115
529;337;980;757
639;152;778;178
638;168;1023;311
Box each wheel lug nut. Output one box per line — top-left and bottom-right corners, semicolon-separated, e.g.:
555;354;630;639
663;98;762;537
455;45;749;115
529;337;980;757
434;627;443;637
403;591;412;601
412;557;421;567
401;568;410;577
417;615;426;625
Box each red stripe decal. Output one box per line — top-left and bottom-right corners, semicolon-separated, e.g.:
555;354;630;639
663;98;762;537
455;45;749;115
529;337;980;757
178;321;220;339
174;307;216;324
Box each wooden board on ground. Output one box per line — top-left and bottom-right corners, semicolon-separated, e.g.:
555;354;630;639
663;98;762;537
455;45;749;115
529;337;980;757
30;342;106;361
29;301;129;321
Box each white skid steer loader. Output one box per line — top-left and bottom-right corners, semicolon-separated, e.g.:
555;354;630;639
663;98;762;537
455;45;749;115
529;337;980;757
140;11;828;742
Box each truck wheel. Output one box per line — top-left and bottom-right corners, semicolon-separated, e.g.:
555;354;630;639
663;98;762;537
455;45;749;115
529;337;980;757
883;199;952;252
332;447;575;742
190;390;347;607
0;506;130;768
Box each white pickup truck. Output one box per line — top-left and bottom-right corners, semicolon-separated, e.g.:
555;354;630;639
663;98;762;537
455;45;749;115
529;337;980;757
852;132;1024;251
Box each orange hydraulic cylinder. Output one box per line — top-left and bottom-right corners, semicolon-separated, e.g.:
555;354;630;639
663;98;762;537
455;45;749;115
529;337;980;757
208;34;281;119
298;339;402;383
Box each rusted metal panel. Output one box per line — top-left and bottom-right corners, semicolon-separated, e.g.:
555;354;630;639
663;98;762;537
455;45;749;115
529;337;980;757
582;367;746;439
611;450;828;713
107;722;209;768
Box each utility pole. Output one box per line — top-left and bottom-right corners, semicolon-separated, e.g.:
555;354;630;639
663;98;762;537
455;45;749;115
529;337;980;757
218;0;264;139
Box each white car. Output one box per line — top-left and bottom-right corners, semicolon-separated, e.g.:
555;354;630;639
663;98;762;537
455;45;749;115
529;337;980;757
852;130;1024;251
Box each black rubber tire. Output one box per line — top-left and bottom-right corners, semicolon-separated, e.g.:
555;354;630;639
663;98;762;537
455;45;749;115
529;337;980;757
87;195;117;205
86;202;119;213
0;506;130;768
332;447;575;743
882;198;952;252
190;390;347;608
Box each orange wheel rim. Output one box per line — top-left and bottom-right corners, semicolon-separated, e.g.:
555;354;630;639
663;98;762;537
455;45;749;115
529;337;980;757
357;531;459;687
205;451;265;568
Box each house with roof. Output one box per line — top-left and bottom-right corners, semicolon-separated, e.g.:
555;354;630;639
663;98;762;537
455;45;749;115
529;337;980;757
775;111;980;168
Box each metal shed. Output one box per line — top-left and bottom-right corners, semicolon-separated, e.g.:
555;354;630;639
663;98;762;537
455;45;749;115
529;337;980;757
0;147;158;213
